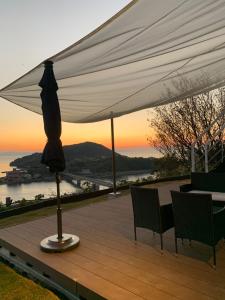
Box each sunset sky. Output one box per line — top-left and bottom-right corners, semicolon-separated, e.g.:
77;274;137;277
0;0;154;152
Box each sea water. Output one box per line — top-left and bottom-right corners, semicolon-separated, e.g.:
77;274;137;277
0;152;78;203
0;147;160;203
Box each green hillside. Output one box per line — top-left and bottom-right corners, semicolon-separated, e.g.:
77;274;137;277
11;142;156;175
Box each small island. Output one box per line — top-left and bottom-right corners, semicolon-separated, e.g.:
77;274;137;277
5;142;158;183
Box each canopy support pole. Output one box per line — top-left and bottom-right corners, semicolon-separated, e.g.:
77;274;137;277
110;115;120;196
111;117;116;194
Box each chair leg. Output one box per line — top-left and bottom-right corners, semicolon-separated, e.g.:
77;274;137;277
189;239;192;247
181;238;184;245
160;233;163;253
134;226;137;241
175;237;178;256
213;246;216;268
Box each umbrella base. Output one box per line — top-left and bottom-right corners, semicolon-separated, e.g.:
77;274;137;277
40;234;80;253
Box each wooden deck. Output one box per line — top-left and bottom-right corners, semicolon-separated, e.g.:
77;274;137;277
0;180;225;300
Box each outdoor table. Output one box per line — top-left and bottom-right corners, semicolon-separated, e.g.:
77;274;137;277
188;190;225;207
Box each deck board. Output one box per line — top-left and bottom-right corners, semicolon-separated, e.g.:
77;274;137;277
0;180;225;299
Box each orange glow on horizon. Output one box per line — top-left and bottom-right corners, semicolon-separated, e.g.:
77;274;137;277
0;98;155;152
0;139;45;152
63;135;152;151
1;134;154;152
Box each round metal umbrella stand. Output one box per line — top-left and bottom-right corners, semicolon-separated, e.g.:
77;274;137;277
40;173;80;253
39;61;79;252
40;234;80;252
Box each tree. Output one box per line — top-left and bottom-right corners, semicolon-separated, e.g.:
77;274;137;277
148;78;225;168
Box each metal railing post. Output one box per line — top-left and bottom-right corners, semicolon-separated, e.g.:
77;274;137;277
191;145;195;172
222;140;224;163
204;144;209;173
191;107;225;172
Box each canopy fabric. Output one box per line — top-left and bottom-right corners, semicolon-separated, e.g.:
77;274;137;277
1;0;225;123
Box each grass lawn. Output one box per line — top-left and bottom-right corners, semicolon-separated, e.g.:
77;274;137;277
0;262;59;300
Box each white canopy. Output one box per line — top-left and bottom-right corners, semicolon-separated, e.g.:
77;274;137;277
1;0;225;123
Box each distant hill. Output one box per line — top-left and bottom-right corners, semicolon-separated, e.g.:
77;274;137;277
11;142;157;175
63;142;112;160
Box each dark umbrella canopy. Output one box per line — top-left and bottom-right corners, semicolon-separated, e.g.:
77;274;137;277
39;60;65;173
39;61;80;252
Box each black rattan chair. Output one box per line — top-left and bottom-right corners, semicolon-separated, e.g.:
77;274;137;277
130;186;174;251
171;191;225;266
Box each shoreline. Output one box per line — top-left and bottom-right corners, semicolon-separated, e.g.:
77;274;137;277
0;177;55;186
0;169;153;185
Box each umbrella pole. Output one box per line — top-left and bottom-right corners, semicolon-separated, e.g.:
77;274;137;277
40;60;80;252
56;172;63;240
40;172;80;252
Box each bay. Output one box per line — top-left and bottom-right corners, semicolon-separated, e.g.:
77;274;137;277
0;152;79;203
0;147;159;203
116;146;160;182
0;180;79;204
116;146;161;158
0;152;31;177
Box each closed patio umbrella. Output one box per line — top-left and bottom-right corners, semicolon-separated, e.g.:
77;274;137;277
39;60;79;252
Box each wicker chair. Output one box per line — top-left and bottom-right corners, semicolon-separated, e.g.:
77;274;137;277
171;191;225;266
130;186;174;251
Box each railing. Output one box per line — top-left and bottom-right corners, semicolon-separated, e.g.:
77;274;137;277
191;108;225;173
192;141;224;173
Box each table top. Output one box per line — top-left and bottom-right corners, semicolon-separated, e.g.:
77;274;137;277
189;190;225;202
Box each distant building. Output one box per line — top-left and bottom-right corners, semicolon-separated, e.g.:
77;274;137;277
5;168;26;184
